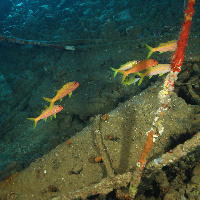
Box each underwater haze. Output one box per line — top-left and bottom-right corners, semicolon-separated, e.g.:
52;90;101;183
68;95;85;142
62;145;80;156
0;0;200;199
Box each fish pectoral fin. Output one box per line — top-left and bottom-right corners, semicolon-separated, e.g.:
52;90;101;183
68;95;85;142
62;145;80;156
59;98;62;102
43;118;47;122
69;92;72;97
138;76;145;86
149;76;153;79
53;114;56;118
159;51;163;54
50;116;53;120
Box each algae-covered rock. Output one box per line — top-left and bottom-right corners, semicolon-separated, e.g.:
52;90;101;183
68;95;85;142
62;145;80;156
126;25;144;39
101;19;120;41
0;80;199;199
191;165;200;185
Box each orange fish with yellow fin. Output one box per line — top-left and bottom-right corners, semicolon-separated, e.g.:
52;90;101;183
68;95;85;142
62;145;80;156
43;82;79;109
146;40;177;58
117;59;158;82
110;60;140;77
27;105;63;129
136;64;171;86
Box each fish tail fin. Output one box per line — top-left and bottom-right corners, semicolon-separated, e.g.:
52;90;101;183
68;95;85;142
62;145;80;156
27;118;38;129
49;102;54;110
138;77;144;86
43;97;54;109
121;71;128;83
43;97;53;103
110;67;118;77
135;72;142;77
145;44;154;58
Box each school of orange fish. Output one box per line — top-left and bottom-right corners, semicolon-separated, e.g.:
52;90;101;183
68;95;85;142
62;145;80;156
27;40;177;129
27;82;79;129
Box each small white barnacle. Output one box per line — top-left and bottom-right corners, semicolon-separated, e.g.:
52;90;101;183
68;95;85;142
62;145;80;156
153;135;159;142
154;158;163;165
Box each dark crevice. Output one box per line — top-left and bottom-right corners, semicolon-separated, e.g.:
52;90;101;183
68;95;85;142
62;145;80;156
177;87;197;105
166;132;194;152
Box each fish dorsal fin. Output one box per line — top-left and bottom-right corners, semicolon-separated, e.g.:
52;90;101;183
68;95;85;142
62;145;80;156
69;92;72;97
55;90;60;95
159;73;165;77
159;40;173;47
167;40;175;43
59;98;62;102
44;105;49;109
50;116;52;120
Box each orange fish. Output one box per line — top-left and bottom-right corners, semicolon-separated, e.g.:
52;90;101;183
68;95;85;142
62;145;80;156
27;105;63;129
137;64;171;86
118;59;158;82
43;82;79;109
110;60;140;77
146;40;177;58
